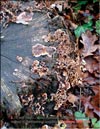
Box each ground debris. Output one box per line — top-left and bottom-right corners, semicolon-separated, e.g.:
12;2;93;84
1;0;100;129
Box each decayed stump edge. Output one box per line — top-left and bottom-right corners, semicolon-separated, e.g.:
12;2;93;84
1;79;22;117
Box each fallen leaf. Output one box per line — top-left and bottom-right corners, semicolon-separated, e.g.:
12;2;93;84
92;85;100;94
80;31;99;57
90;93;100;113
84;56;99;73
81;95;100;118
82;71;99;85
67;93;78;105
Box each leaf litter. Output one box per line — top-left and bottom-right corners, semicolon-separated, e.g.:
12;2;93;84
1;0;100;129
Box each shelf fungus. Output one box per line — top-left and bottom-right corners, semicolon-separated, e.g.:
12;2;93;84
32;43;56;57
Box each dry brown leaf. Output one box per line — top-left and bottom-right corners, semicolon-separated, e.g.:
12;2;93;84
83;71;99;85
67;93;78;105
90;93;100;113
80;31;99;57
93;55;100;62
81;95;100;117
92;85;100;94
85;107;94;118
84;56;99;73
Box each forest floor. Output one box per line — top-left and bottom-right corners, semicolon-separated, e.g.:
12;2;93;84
0;0;100;129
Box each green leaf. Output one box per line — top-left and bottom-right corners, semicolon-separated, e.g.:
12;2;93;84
74;21;93;37
74;111;86;119
83;20;93;29
96;29;100;34
73;5;81;12
91;118;97;125
77;0;88;5
88;16;93;21
94;120;100;128
74;26;85;38
96;20;100;28
96;20;100;34
93;0;99;3
73;0;87;12
37;115;44;120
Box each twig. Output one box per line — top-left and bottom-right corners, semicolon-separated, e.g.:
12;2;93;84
79;87;82;111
